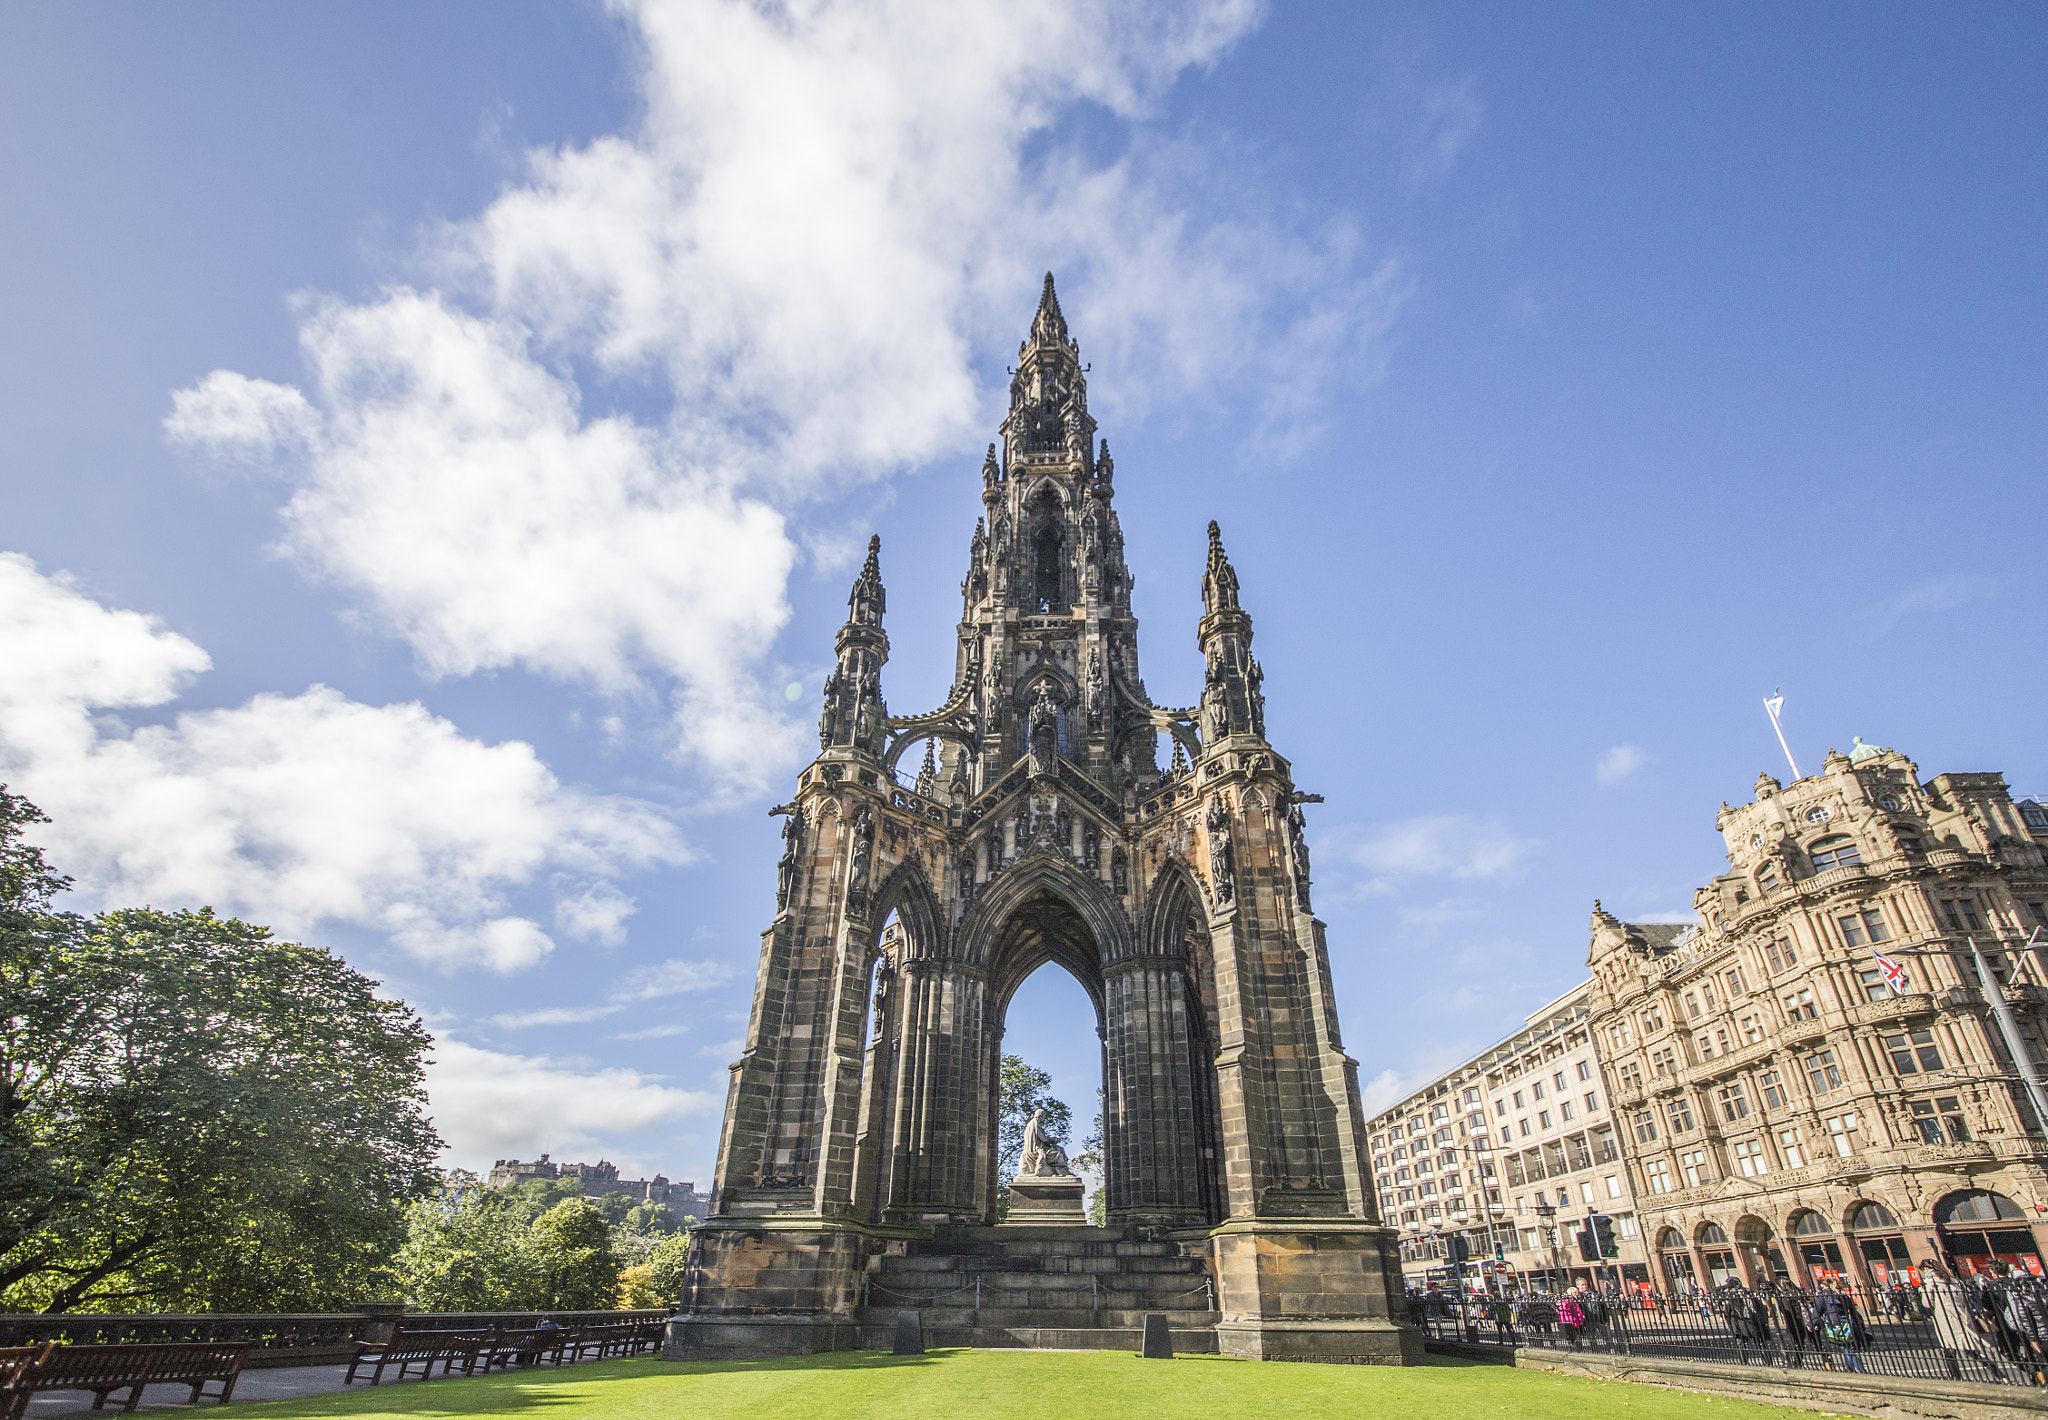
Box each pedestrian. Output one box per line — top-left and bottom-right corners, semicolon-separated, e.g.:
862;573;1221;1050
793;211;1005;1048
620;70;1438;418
1807;1281;1868;1373
1556;1291;1586;1351
1924;1261;2006;1382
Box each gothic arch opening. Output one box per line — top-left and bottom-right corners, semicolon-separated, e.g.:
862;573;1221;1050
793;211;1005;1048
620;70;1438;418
999;962;1105;1217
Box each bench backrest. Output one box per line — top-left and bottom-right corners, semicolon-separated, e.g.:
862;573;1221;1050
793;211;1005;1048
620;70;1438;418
0;1346;51;1385
144;1344;249;1384
29;1344;167;1382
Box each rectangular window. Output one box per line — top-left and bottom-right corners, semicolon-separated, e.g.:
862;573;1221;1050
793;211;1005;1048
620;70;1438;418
1702;982;1717;1010
1512;1090;1525;1108
1840;914;1868;947
1783;988;1819;1021
1538;1110;1553;1129
1566;1133;1593;1170
1741;1013;1763;1045
1679;1148;1707;1188
1685;991;1702;1019
1652;1047;1677;1077
1717;1084;1751;1122
1724;968;1746;997
1861;909;1892;942
1759;1070;1785;1110
1560;1100;1575;1121
1592;1127;1620;1164
1519;1118;1531;1137
1585;1091;1601;1113
1716;1028;1732;1055
1395;1167;1411;1184
1633;1110;1659;1144
1532;1081;1545;1100
1910;1096;1971;1145
1643;1158;1673;1194
1825;1112;1860;1157
1733;1138;1768;1177
1617;1061;1642;1091
1505;1155;1525;1186
1804;1049;1844;1093
1554;1071;1568;1091
1766;940;1785;973
1605;1174;1622;1199
1778;1127;1805;1167
1577;1060;1593;1082
1496;1100;1507;1117
1697;1033;1714;1059
1665;1097;1695;1134
1642;1004;1665;1032
1419;1181;1435;1196
1884;1029;1944;1075
1545;1141;1569;1175
1859;967;1892;1002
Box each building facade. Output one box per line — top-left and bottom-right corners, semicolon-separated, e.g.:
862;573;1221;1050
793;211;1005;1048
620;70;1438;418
487;1154;709;1221
1369;981;1653;1292
1589;742;2048;1292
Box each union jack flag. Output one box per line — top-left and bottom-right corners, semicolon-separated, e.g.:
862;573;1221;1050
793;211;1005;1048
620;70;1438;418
1872;949;1911;995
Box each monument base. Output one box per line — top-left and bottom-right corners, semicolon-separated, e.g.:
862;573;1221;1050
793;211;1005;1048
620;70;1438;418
1211;1217;1420;1365
1003;1174;1087;1225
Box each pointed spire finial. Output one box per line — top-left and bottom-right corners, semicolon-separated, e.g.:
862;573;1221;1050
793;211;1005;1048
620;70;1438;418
846;534;885;625
1029;271;1069;346
1202;520;1239;614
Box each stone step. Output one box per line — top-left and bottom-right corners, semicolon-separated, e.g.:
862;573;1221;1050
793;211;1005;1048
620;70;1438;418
858;1323;1219;1353
865;1307;1219;1329
872;1274;1209;1298
874;1258;1205;1281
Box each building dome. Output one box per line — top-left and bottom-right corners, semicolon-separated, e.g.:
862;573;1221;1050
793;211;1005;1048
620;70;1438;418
1848;736;1888;765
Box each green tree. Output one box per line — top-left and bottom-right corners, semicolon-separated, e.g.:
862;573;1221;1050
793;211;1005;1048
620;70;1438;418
390;1173;544;1311
0;789;441;1313
529;1198;619;1310
995;1054;1069;1220
641;1231;692;1303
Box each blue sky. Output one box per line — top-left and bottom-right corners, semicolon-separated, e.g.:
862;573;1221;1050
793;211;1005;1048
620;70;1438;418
2;1;2043;1185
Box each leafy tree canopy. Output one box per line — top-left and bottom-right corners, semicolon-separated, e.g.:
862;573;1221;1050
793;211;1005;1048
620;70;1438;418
0;786;442;1313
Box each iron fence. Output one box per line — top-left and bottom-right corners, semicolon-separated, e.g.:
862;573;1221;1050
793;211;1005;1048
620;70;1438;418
1410;1280;2048;1387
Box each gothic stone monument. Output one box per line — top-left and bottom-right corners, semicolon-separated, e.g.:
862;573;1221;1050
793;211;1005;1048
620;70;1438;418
667;276;1415;1365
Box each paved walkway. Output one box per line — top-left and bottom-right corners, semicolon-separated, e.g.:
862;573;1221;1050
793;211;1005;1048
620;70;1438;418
22;1359;625;1417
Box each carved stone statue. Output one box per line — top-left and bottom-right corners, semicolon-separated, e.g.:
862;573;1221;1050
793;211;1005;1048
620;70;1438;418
1207;796;1236;905
1028;680;1059;758
1017;1107;1073;1178
775;807;806;912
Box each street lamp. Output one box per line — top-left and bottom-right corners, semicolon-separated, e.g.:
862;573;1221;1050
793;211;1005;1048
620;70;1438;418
1534;1202;1561;1292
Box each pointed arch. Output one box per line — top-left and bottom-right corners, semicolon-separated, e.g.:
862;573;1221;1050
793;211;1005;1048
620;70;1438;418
961;852;1130;976
871;856;947;962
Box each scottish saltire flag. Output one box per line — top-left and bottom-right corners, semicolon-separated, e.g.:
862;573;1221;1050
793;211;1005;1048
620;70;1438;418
1765;694;1785;718
1873;948;1912;994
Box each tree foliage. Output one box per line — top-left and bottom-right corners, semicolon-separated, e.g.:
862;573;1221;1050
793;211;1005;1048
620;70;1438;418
393;1173;640;1311
0;787;442;1312
995;1054;1069;1220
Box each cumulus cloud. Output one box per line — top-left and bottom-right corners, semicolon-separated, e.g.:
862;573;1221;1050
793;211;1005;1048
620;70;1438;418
426;1037;718;1167
0;553;683;973
1596;743;1650;786
168;0;1397;795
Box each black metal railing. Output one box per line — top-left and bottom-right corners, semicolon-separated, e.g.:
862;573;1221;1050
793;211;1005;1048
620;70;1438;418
1410;1281;2048;1387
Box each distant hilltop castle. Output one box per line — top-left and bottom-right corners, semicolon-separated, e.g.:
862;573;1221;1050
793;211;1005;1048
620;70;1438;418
487;1154;708;1221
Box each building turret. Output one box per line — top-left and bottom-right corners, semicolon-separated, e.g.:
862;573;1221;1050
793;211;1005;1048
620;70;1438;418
1195;521;1266;747
818;536;889;757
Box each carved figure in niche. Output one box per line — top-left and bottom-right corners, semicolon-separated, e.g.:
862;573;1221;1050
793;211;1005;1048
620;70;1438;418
1111;847;1128;896
847;804;875;912
1286;802;1313;912
775;808;806;911
1028;680;1059;758
1017;1108;1073;1178
1247;657;1266;737
1084;825;1100;871
957;850;977;904
818;670;841;747
872;960;895;1038
1206;796;1236;905
1055;805;1073;856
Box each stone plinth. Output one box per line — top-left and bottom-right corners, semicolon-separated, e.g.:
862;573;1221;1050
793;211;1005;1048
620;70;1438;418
1211;1218;1421;1365
1003;1174;1087;1225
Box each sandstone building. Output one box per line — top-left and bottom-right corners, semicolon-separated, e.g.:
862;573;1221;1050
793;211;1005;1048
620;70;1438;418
668;277;1410;1364
1369;981;1652;1292
1589;743;2048;1291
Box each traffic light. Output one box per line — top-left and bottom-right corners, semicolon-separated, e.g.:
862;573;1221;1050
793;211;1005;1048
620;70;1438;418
1590;1213;1619;1260
1575;1228;1598;1262
1445;1234;1471;1264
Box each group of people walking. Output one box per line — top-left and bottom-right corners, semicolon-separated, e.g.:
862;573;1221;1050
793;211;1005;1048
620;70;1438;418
1405;1267;2048;1386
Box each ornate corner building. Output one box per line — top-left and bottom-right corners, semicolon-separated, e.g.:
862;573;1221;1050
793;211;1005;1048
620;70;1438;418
1588;742;2048;1290
666;277;1412;1364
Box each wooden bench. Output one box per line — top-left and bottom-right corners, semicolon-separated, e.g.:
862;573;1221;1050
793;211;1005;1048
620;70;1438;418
477;1327;556;1372
342;1327;458;1385
2;1345;53;1420
12;1342;248;1415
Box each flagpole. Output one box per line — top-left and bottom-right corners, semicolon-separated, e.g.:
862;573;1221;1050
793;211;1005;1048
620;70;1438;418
1969;930;2048;1133
1763;692;1801;780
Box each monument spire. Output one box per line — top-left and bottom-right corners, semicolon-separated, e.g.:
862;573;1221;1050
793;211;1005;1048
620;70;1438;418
1196;520;1266;746
817;534;888;757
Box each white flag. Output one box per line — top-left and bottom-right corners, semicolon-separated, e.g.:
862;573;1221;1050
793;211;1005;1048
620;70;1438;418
1765;695;1784;718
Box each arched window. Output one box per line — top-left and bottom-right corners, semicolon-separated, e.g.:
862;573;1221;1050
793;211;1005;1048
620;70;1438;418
1937;1190;2027;1225
1848;1201;1900;1231
1791;1210;1832;1237
1656;1228;1686;1250
1697;1222;1730;1245
1809;835;1863;871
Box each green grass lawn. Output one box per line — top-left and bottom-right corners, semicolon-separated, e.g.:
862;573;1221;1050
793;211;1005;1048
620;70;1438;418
228;1351;1812;1420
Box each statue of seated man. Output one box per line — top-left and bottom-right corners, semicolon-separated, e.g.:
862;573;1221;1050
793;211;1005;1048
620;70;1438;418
1016;1107;1072;1178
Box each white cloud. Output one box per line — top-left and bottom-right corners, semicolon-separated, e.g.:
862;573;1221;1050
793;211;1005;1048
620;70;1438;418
167;0;1397;796
1343;813;1535;887
612;1022;691;1041
0;553;684;973
1880;574;1998;628
427;1037;717;1167
1359;1068;1409;1116
1596;743;1650;787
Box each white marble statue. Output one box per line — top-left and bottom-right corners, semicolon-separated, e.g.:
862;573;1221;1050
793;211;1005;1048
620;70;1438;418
1017;1107;1072;1178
